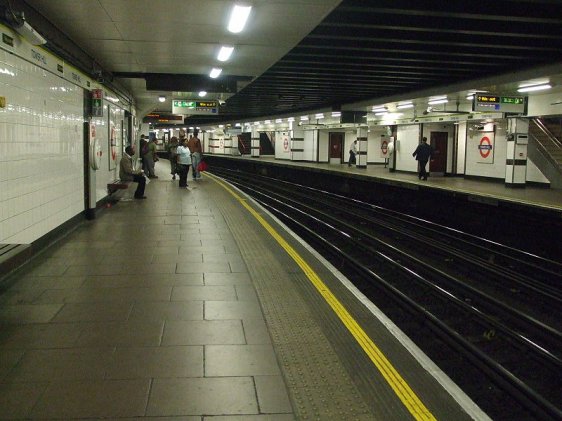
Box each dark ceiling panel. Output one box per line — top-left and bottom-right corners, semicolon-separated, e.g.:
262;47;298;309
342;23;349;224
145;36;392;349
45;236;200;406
178;0;562;124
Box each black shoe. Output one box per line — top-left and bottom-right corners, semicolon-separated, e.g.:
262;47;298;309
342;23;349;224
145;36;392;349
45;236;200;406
134;195;147;199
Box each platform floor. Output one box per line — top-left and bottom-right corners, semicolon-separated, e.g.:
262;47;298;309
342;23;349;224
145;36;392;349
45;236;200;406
0;163;490;420
238;155;562;212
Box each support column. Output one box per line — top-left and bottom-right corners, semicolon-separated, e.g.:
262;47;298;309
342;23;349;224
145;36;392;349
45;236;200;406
356;127;368;168
251;127;260;158
505;118;529;187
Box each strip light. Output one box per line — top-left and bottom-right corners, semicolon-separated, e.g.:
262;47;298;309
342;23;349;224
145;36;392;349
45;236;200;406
228;5;252;33
397;102;414;109
217;46;234;62
517;84;551;93
428;98;448;105
209;68;222;78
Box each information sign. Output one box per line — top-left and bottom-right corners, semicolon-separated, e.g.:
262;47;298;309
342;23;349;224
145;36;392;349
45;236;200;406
172;99;219;115
473;94;526;114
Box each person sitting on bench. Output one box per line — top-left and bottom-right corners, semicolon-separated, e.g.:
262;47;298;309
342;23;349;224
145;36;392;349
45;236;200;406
120;145;147;199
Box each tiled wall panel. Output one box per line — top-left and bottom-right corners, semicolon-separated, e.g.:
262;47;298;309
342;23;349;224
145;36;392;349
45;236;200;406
0;52;84;244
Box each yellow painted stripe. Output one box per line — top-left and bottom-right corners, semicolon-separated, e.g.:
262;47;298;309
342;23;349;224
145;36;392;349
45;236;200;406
208;173;437;421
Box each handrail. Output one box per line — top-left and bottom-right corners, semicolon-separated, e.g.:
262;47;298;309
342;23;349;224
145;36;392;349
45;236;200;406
533;117;562;148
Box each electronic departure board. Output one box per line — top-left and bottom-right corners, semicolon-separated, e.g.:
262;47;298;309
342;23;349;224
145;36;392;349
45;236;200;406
172;100;219;115
143;113;184;125
473;95;527;114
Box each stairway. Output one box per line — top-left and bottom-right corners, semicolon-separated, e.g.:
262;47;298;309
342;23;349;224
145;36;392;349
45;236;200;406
528;118;562;189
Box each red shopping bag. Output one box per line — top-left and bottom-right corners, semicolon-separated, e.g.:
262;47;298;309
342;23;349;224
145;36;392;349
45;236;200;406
197;160;208;172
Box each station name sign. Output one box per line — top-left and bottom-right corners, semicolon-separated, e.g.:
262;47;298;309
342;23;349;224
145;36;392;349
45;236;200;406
473;94;527;114
172;99;219;115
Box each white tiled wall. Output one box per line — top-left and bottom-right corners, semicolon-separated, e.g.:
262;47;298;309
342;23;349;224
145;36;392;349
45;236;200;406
0;50;84;244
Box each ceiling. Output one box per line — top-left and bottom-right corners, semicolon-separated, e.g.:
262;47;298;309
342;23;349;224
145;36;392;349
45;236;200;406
10;0;562;125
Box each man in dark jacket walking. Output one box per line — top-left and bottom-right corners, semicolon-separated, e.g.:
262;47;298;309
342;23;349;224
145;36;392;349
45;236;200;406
412;137;433;180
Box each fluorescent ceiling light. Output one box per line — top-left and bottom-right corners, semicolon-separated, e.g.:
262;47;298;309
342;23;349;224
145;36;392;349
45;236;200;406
158;95;166;102
275;119;283;123
287;117;295;122
254;121;260;125
518;84;551;93
315;113;324;119
372;107;387;113
428;98;448;105
228;5;252;33
331;111;341;117
375;111;388;116
217;46;234;62
300;116;309;121
235;123;241;127
397;102;414;109
466;94;475;100
209;68;222;78
264;120;271;124
198;91;207;97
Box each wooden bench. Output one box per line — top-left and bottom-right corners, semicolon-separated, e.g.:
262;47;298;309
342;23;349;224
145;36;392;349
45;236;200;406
107;180;131;195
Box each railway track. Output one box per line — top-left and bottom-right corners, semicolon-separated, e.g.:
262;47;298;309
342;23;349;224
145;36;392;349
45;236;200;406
211;167;562;421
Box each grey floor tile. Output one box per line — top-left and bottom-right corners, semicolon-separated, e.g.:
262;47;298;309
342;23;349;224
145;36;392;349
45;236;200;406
129;301;203;321
75;321;164;347
31;379;150;419
81;274;204;288
0;349;24;379
205;345;281;377
205;301;264;320
254;375;293;414
0;323;82;349
64;264;126;276
6;275;86;290
106;346;203;379
176;262;231;274
52;302;133;322
3;348;113;382
147;377;258;416
0;304;62;324
0;288;45;305
203;253;244;263
35;286;172;304
162;320;245;346
204;273;252;285
229;261;249;273
153;254;203;264
0;383;47;419
242;319;273;345
235;285;259;302
171;286;237;301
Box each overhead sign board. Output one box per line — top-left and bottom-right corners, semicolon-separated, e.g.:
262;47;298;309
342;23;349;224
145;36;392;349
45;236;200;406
172;99;219;115
473;95;527;114
143;113;184;125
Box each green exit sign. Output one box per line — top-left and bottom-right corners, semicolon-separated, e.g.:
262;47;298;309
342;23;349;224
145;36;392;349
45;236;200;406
173;100;196;108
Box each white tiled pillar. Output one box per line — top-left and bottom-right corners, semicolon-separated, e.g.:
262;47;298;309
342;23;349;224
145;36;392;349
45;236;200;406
356;127;368;168
505;118;529;187
251;127;260;158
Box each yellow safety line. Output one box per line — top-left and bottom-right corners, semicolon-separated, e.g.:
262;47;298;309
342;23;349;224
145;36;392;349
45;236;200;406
208;172;437;421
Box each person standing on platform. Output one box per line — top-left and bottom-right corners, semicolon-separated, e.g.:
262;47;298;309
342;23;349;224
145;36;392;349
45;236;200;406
119;146;147;199
349;140;357;167
167;136;179;180
139;135;149;175
187;129;203;180
412;136;433;180
176;137;192;189
145;137;158;178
